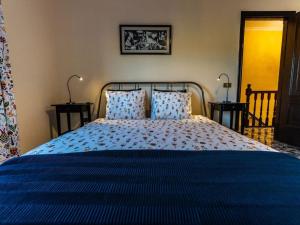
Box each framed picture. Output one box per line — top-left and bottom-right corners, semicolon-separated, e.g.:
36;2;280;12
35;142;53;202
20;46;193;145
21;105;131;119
120;25;172;55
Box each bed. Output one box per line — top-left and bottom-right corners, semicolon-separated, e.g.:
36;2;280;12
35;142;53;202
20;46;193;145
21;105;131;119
0;81;299;225
26;116;274;155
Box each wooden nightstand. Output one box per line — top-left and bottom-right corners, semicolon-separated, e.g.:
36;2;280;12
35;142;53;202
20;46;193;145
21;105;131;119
208;102;248;134
52;103;93;136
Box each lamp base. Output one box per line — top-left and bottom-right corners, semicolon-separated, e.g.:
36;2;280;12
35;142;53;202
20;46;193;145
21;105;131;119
222;100;232;103
66;102;76;105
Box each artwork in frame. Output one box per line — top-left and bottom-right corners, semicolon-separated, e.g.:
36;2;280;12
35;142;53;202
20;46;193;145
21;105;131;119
120;25;172;55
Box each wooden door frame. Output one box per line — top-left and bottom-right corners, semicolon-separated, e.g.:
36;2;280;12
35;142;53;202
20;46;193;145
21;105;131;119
237;11;296;102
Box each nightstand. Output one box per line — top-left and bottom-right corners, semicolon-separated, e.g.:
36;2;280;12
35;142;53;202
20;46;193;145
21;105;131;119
52;103;93;136
208;102;248;134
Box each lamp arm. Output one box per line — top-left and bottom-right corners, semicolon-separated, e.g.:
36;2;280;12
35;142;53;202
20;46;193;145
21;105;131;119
226;83;229;102
218;73;230;84
67;75;81;103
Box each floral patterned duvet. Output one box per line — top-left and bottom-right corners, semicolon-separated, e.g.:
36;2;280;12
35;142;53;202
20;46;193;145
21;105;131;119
26;115;275;155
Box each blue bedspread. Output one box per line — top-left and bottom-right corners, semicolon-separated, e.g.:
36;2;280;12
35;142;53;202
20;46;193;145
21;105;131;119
0;150;299;225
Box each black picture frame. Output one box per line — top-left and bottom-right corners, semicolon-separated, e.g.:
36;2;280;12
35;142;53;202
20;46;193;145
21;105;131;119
120;25;172;55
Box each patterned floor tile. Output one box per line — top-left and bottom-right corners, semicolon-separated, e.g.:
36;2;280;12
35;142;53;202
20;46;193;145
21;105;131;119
245;128;300;159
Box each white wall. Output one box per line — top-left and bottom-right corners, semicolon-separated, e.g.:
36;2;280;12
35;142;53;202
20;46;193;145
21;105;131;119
3;0;59;153
3;0;300;153
52;0;300;106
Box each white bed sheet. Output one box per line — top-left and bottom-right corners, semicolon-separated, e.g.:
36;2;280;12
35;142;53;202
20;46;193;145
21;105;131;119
26;115;275;155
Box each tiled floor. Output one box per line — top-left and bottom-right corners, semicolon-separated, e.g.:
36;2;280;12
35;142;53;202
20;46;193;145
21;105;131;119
245;127;300;159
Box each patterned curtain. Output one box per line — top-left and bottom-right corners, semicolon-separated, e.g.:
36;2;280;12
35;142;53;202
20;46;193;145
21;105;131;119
0;5;19;160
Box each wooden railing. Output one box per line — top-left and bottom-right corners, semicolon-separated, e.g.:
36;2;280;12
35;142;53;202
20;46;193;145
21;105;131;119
245;84;278;127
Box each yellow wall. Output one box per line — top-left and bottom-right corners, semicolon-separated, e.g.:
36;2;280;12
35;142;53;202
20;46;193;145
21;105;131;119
241;20;283;95
241;20;283;124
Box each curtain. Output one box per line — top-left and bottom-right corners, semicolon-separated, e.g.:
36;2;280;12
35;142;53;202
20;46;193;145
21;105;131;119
0;5;19;160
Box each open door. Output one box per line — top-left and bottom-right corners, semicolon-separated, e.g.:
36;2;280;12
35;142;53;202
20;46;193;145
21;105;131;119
275;12;300;146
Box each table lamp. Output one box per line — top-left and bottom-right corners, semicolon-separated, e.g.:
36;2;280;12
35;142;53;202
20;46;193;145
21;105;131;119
217;73;231;103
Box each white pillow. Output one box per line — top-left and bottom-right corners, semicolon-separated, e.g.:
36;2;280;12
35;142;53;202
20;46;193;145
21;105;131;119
151;91;192;119
105;90;146;119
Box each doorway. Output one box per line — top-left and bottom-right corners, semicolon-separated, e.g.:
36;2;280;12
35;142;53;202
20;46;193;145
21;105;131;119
240;18;284;127
237;11;300;146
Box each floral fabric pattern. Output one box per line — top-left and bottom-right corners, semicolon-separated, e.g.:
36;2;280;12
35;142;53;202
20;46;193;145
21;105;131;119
26;116;275;156
0;6;19;160
106;90;146;120
151;91;192;120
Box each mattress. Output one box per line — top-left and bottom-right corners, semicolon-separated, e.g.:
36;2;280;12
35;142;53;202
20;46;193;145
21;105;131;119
1;150;299;225
26;115;274;155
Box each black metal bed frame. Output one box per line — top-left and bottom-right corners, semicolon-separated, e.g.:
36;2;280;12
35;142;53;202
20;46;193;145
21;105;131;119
97;81;207;118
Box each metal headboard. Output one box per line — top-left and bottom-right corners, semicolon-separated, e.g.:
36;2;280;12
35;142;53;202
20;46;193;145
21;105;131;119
97;81;207;118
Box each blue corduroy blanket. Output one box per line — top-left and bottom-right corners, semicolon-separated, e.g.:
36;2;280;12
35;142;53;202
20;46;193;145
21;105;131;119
0;150;299;225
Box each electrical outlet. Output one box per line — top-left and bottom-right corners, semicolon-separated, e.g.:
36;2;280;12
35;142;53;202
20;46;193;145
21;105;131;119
223;83;232;88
